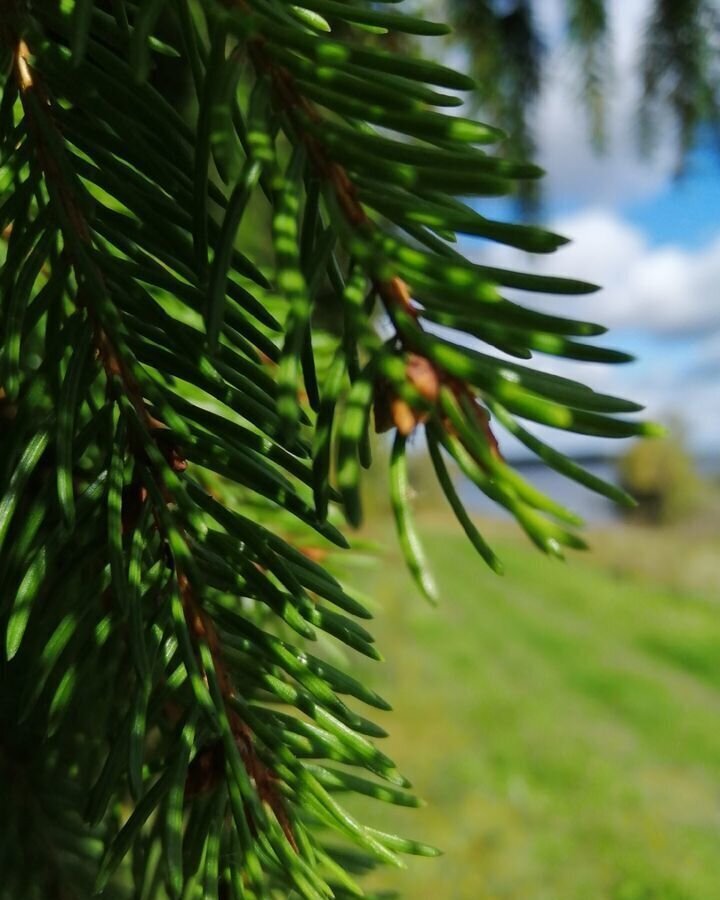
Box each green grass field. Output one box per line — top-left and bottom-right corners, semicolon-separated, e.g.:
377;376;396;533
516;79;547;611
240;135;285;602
341;515;720;899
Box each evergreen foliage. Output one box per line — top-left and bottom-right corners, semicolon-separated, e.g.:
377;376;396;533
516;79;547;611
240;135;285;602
0;2;655;896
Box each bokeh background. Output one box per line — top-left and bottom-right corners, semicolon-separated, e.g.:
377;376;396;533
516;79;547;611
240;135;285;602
330;2;720;897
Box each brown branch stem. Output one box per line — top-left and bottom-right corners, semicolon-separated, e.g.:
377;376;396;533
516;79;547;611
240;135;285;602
1;4;287;832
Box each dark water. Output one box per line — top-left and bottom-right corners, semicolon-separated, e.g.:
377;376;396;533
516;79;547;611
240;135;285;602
460;457;719;524
459;461;625;524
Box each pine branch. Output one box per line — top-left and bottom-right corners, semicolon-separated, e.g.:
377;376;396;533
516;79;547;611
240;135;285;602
0;2;659;897
4;13;145;420
3;1;294;879
241;20;442;441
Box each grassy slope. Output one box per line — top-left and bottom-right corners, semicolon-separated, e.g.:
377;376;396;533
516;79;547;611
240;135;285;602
345;516;720;900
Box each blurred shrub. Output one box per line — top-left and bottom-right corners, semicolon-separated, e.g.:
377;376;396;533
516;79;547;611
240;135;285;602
617;435;702;525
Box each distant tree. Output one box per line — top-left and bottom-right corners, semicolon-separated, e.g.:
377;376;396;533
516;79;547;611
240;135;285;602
618;434;702;524
1;2;657;897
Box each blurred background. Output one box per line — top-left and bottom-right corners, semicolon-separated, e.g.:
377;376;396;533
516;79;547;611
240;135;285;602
150;1;720;895
330;2;720;897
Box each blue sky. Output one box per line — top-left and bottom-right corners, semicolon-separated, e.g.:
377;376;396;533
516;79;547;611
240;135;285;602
464;0;720;458
622;144;720;250
542;142;720;252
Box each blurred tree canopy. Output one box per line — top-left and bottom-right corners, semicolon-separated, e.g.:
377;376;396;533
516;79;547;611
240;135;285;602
618;434;702;524
444;0;720;186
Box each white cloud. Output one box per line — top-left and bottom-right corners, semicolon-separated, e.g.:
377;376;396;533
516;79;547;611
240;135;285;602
477;208;720;335
461;207;720;455
622;239;720;332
